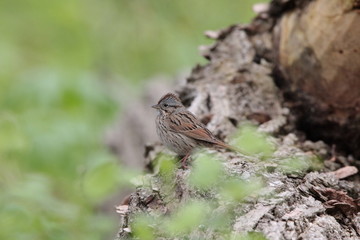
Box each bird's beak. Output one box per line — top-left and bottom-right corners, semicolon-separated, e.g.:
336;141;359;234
152;104;160;109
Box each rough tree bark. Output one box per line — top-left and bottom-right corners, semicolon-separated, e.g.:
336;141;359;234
109;0;360;239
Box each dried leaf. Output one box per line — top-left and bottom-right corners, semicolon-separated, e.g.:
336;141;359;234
312;187;360;216
331;166;358;179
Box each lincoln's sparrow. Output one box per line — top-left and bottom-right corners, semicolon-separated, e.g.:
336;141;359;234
152;93;232;164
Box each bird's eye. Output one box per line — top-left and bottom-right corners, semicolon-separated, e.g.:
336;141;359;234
163;104;168;107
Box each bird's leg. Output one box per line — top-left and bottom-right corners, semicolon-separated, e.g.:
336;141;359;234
180;153;191;169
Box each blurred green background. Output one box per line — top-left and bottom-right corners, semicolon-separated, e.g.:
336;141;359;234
0;0;265;239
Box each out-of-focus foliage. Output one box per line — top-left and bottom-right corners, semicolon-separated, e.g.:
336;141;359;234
0;0;266;239
0;71;122;239
220;178;263;201
189;152;223;188
132;214;156;240
231;124;276;158
156;153;177;182
164;200;211;236
279;155;323;174
0;0;265;84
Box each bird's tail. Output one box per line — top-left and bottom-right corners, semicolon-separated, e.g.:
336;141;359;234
215;140;239;152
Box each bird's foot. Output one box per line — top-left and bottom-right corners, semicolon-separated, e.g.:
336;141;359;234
180;153;190;169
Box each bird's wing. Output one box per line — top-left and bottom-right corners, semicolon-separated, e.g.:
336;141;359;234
168;110;222;145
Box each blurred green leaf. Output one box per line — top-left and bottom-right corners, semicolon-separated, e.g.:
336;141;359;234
279;156;312;174
309;155;324;171
155;153;177;182
0;113;28;153
132;214;156;240
189;152;223;189
231;124;275;158
82;157;121;202
164;200;210;235
203;208;232;231
220;178;263;201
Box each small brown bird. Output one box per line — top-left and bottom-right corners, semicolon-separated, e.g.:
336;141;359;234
152;93;233;165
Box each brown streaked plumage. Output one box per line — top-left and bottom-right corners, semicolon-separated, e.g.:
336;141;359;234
152;93;233;163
